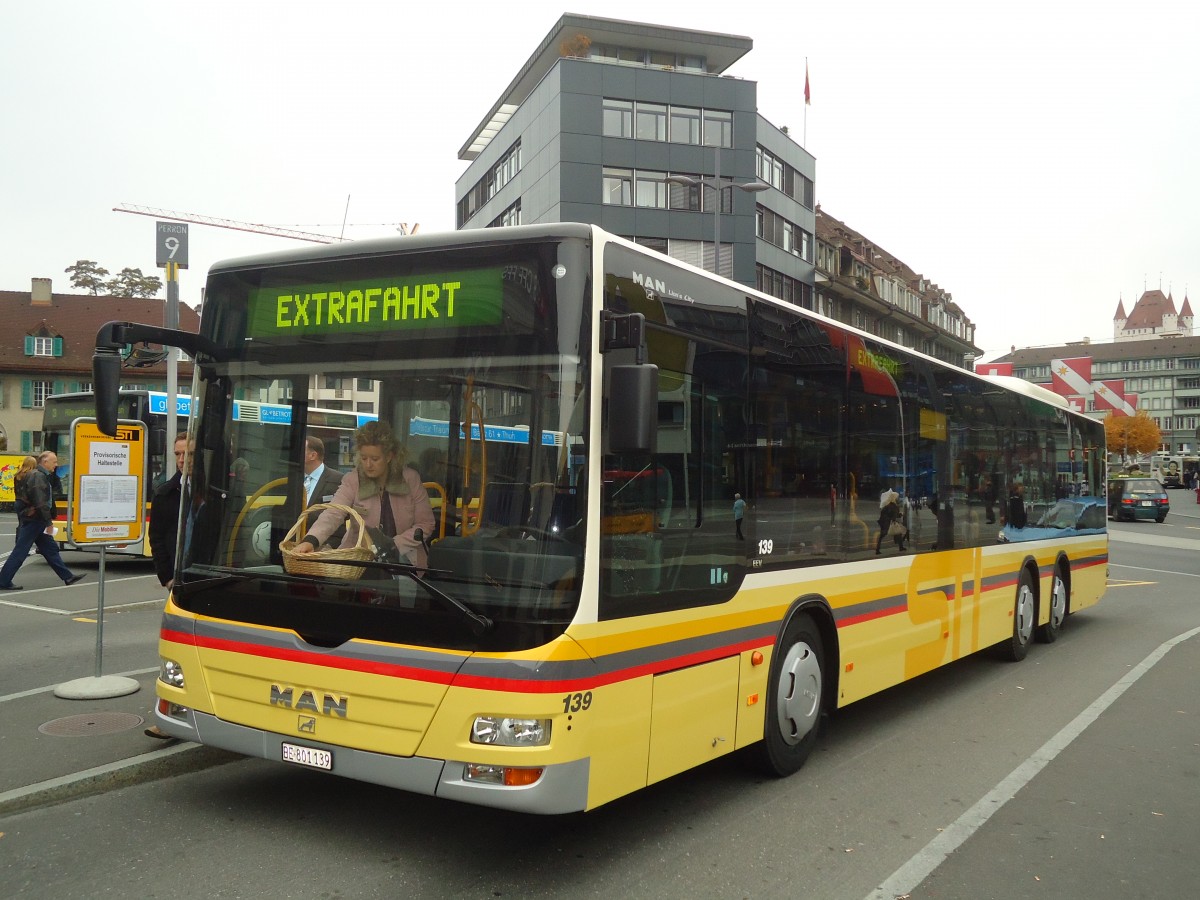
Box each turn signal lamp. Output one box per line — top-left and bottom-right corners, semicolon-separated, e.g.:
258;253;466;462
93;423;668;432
463;764;545;786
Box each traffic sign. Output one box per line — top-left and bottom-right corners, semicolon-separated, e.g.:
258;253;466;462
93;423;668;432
156;220;189;269
67;418;147;546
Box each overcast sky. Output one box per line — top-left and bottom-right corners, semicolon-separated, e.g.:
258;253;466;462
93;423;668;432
3;1;1196;361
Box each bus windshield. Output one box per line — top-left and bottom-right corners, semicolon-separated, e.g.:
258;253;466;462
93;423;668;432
172;238;591;651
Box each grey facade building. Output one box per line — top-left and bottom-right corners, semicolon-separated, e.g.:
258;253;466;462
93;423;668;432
454;13;979;367
455;14;815;297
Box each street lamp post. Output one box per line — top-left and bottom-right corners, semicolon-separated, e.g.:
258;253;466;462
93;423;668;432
667;147;768;278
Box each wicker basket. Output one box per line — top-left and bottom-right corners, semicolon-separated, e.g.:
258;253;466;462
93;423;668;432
280;503;372;580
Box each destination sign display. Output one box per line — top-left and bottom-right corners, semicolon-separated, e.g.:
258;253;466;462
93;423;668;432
247;266;506;338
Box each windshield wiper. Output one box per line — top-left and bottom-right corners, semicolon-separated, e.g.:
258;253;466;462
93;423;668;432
349;558;494;636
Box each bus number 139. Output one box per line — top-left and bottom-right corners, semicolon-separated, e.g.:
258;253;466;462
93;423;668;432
562;691;593;713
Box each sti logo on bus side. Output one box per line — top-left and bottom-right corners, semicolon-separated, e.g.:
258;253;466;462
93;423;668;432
269;685;348;718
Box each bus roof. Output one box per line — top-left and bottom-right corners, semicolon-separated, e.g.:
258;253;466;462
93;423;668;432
206;222;598;277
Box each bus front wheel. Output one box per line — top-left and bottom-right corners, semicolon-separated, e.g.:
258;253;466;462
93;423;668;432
747;613;825;777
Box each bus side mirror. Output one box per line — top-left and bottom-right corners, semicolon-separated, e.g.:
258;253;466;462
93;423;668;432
93;348;122;436
608;364;658;455
149;428;167;458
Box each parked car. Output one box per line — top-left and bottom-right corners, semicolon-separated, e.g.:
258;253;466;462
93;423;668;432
1107;477;1170;522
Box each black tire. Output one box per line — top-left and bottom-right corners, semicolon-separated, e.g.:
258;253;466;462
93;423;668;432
746;613;825;777
998;567;1036;661
1156;516;1166;524
1036;566;1067;643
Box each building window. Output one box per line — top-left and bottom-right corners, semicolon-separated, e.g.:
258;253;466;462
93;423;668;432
356;401;374;414
635;170;668;208
325;376;344;390
602;98;632;138
32;381;53;408
635;102;668;141
702;110;732;147
25;335;62;357
487;199;522;227
669;176;701;211
357;378;374;391
603;167;633;205
669;106;701;144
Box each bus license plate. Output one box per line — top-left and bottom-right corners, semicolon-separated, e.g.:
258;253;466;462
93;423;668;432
281;742;332;771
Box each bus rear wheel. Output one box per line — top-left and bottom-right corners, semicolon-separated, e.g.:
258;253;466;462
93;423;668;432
998;568;1036;661
747;613;825;777
1036;566;1067;643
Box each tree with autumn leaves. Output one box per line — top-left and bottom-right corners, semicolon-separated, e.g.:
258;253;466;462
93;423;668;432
1104;409;1161;460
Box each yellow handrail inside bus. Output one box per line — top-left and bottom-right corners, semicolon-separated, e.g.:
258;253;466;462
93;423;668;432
460;378;487;536
423;481;447;542
226;477;288;565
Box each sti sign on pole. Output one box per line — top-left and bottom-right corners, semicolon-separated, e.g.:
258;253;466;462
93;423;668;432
55;417;147;699
68;418;147;546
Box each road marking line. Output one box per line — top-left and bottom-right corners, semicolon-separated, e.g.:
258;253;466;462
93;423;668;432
866;625;1200;900
0;667;158;704
1111;563;1200;579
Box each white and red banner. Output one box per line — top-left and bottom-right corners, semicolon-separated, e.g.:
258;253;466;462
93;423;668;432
1066;396;1086;413
1093;379;1138;416
1050;357;1092;397
976;362;1013;376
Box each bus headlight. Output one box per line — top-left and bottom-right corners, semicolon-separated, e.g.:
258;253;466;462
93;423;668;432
471;716;552;746
159;658;185;689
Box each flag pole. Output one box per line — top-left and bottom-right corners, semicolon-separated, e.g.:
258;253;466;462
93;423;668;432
803;57;810;146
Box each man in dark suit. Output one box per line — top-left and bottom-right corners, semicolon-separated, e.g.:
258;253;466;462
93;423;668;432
149;434;191;589
304;436;343;507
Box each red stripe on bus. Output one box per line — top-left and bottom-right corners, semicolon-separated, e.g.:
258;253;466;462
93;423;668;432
161;627;774;694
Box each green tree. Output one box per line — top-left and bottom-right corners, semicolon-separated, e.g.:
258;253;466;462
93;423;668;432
64;259;110;294
106;267;163;298
1104;409;1161;459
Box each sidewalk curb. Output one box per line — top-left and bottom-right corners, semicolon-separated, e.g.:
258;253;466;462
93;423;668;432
0;743;240;818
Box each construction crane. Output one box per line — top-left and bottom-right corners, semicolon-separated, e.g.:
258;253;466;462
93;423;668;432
113;203;419;243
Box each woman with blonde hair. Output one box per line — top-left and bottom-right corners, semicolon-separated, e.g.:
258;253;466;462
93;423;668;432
291;421;435;569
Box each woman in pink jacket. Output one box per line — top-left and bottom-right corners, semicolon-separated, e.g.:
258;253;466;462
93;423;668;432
291;420;435;569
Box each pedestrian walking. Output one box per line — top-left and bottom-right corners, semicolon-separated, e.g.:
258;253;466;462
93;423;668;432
733;492;746;540
0;451;84;590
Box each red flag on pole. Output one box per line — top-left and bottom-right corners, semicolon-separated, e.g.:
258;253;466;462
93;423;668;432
804;62;811;106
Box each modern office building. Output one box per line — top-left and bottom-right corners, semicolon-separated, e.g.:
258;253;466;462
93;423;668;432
454;14;979;368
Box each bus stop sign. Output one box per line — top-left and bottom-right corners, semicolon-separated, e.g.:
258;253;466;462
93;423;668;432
67;418;147;546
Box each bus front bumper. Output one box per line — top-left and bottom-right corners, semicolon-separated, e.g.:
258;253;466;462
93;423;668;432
151;706;590;815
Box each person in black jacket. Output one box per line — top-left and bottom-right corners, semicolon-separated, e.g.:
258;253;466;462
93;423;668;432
0;451;83;590
149;435;190;589
1005;481;1028;530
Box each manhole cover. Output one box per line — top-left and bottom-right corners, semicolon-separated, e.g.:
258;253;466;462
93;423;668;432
39;712;145;737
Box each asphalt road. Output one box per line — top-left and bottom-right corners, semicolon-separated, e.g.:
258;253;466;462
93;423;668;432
1;508;1198;899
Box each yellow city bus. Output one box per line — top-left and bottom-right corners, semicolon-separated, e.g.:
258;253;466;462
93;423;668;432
93;224;1108;813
